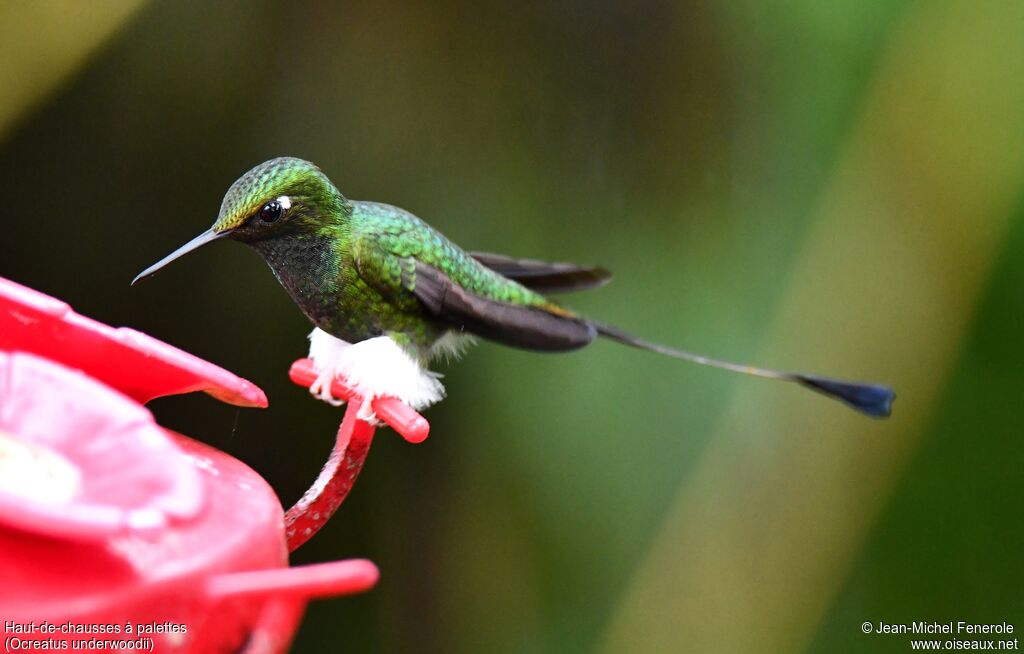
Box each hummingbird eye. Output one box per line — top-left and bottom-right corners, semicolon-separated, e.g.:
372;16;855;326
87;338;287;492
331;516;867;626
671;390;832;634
258;195;292;224
259;200;283;223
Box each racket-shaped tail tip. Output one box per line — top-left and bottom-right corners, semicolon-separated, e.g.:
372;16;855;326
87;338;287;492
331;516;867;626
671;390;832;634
796;375;895;418
591;322;895;419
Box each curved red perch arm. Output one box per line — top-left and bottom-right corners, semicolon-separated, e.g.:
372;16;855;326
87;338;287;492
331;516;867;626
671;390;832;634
284;359;430;551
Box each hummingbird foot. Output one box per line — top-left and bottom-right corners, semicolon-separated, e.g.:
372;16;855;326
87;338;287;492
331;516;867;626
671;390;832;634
307;329;445;419
306;330;354;406
309;368;347;407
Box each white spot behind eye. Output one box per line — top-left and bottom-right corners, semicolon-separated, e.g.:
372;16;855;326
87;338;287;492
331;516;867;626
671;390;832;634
277;195;292;210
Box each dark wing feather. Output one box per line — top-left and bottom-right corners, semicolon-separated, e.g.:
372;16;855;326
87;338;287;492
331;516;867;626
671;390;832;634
412;261;596;352
470;251;612;294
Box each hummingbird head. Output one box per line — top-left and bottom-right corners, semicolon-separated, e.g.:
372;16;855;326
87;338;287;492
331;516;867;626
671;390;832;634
132;157;348;285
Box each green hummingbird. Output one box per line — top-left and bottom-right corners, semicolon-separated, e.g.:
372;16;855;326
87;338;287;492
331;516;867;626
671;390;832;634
133;157;894;418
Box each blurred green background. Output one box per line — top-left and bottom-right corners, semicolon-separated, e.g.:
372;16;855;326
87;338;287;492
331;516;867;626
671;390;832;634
1;1;1021;652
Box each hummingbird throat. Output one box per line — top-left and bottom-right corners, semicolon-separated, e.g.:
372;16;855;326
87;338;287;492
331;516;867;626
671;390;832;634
247;232;344;329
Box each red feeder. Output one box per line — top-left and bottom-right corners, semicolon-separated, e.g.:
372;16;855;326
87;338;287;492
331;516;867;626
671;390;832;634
0;277;425;652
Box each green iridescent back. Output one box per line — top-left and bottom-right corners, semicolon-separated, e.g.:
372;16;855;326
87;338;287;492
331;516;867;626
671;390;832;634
330;200;557;356
351;201;549;303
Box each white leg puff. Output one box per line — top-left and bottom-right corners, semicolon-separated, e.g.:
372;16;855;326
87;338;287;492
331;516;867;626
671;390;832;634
307;328;445;421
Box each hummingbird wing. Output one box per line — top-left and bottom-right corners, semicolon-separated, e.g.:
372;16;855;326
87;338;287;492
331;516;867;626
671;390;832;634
469;252;612;294
351;215;596;352
409;261;596;351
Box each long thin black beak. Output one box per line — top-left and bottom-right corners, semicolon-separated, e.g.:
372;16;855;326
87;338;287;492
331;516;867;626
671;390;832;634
131;228;225;286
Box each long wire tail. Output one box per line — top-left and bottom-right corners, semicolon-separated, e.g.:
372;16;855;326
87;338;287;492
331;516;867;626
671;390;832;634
592;322;895;418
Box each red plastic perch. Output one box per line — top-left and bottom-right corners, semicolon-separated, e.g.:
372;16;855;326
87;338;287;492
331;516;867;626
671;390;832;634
288;358;429;444
284;358;429;551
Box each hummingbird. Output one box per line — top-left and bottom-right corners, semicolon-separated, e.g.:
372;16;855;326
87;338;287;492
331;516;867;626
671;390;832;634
133;157;894;419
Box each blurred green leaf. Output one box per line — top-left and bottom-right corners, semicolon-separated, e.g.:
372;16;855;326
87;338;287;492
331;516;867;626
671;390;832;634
0;0;146;139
